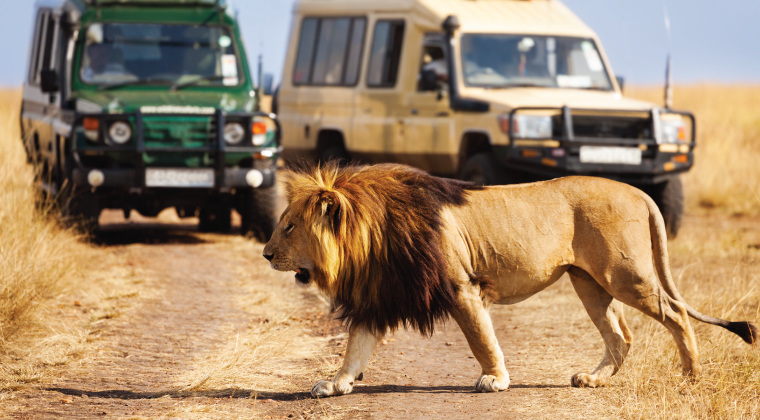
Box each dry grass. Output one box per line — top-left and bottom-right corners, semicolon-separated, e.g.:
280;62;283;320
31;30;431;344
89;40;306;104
0;89;144;392
602;85;760;418
627;84;760;216
606;217;760;419
0;89;87;346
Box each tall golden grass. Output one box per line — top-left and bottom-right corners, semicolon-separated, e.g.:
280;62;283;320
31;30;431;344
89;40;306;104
608;84;760;418
627;85;760;215
0;89;90;346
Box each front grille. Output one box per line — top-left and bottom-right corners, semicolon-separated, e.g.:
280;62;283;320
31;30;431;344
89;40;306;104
142;116;216;147
571;114;652;139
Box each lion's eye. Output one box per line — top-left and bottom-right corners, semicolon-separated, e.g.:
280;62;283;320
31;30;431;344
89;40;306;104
285;223;295;233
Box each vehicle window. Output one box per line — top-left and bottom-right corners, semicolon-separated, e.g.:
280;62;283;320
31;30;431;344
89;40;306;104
29;10;53;84
417;34;447;91
293;17;366;86
460;34;612;91
78;23;242;87
367;20;405;88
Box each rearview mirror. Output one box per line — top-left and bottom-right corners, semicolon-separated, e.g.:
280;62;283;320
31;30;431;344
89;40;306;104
616;76;625;92
40;69;60;93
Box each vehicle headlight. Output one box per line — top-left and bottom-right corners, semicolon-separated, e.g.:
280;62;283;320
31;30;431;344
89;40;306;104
108;121;132;144
499;114;553;139
224;122;246;145
659;114;688;144
252;119;268;146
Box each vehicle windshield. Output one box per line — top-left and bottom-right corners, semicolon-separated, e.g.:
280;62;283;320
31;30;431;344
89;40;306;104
79;23;242;88
461;34;613;90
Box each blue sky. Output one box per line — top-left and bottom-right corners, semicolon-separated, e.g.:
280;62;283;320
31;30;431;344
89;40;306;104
1;0;758;87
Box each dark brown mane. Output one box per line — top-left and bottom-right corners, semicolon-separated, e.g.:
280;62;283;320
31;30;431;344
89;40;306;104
284;162;482;335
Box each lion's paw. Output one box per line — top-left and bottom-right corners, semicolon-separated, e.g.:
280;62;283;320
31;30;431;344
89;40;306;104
571;373;605;388
475;374;510;392
311;379;353;398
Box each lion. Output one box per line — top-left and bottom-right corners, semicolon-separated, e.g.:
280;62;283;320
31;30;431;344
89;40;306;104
262;162;757;397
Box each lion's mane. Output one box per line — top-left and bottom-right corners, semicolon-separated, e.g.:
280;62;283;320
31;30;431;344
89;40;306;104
283;163;483;335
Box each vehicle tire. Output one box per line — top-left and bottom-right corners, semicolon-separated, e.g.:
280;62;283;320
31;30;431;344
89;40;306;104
240;187;277;243
460;153;509;186
198;205;232;233
647;176;684;239
62;191;100;233
318;145;350;166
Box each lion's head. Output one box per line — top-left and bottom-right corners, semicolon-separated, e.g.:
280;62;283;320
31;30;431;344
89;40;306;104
263;162;481;335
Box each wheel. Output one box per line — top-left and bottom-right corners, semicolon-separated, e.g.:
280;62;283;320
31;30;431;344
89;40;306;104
318;146;349;166
240;187;277;243
61;191;100;233
460;153;509;186
647;176;684;239
198;205;232;233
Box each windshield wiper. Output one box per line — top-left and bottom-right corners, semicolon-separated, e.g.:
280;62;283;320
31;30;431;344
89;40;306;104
97;78;172;91
170;75;226;92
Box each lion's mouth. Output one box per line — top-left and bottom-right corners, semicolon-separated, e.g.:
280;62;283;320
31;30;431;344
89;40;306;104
294;268;311;284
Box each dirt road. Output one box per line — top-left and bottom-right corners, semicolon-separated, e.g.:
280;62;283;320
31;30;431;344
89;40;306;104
3;211;758;419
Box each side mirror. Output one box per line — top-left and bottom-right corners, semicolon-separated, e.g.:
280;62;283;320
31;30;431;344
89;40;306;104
40;69;60;93
418;68;439;92
262;73;275;96
616;76;625;92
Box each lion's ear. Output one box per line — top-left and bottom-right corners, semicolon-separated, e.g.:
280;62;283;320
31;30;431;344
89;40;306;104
317;191;342;232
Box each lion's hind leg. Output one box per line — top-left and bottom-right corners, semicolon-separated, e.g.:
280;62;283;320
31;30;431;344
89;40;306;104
568;267;632;388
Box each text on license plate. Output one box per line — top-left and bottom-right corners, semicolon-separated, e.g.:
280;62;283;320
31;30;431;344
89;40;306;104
145;168;215;188
579;146;642;165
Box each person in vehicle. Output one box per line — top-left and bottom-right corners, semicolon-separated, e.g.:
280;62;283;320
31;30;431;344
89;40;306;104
81;43;133;82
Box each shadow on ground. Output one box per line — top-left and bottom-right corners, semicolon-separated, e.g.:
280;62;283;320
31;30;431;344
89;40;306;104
47;382;569;402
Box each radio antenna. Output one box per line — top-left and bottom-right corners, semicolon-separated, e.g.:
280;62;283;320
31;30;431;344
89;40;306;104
663;5;673;109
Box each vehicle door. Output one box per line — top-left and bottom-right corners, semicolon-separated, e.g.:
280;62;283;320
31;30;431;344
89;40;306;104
284;16;366;156
350;18;406;163
400;33;455;174
22;7;64;181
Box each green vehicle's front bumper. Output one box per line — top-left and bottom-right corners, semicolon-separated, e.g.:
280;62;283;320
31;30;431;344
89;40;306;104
71;109;281;192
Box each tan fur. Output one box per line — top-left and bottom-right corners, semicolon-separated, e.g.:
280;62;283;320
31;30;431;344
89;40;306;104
263;164;756;397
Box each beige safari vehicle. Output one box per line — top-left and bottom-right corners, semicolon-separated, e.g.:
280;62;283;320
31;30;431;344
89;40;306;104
277;0;695;237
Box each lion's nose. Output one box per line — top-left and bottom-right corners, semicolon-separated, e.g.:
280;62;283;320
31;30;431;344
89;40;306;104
263;253;274;261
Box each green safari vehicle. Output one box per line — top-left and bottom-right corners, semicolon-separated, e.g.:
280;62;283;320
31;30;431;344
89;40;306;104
21;0;280;241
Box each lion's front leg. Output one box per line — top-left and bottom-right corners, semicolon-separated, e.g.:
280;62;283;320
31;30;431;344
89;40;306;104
311;325;383;398
451;290;510;393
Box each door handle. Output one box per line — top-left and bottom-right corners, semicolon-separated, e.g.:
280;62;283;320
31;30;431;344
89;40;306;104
410;109;419;115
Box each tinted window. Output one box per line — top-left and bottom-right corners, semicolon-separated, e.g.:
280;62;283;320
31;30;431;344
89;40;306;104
311;18;351;84
293;18;318;84
293;17;366;86
79;23;242;87
367;20;405;88
460;34;612;90
29;11;53;84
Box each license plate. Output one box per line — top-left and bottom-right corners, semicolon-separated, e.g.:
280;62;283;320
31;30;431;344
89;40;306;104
579;146;642;165
145;168;215;188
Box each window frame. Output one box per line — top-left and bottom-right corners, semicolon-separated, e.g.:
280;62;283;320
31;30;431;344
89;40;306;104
292;16;367;87
366;19;406;89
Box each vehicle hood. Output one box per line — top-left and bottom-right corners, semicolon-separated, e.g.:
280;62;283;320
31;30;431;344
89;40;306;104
74;90;253;114
462;87;656;112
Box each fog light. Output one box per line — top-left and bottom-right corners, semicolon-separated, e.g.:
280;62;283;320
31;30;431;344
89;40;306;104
87;169;105;187
245;169;264;188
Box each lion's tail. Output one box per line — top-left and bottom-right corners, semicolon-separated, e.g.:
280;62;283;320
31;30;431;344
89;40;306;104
645;195;758;345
